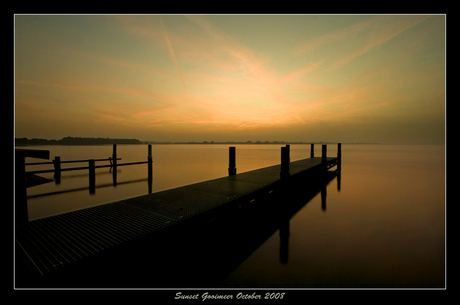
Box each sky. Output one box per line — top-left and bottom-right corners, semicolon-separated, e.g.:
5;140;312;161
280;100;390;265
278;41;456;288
14;14;446;144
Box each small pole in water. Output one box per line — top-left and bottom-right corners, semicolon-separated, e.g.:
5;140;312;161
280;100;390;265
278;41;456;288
112;144;117;171
112;144;117;186
310;144;314;158
337;143;342;167
53;156;61;184
89;159;96;194
280;146;290;179
321;144;327;167
337;143;342;191
148;144;153;193
228;147;236;176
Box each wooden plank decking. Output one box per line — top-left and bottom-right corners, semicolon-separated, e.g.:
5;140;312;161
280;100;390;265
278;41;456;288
15;156;338;282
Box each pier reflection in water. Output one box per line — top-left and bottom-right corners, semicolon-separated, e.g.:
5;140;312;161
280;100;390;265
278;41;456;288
43;169;338;288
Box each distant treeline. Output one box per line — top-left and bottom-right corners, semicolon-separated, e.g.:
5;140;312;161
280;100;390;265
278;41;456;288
15;136;145;146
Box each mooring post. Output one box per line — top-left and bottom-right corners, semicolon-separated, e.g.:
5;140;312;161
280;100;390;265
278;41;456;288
112;144;118;186
337;143;342;191
280;146;290;179
112;144;117;171
53;156;61;184
337;143;342;167
148;144;153;193
310;144;315;158
228;146;236;176
321;144;327;167
89;159;96;194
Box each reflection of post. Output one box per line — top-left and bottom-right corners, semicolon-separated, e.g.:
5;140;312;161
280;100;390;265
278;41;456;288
148;144;153;194
279;218;290;264
228;147;236;176
53;156;61;185
321;184;327;211
310;143;314;158
89;159;96;194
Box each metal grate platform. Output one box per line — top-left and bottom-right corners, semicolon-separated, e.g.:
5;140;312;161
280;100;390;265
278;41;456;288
15;157;337;276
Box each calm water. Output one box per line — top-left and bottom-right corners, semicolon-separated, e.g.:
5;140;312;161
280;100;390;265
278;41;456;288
20;144;445;288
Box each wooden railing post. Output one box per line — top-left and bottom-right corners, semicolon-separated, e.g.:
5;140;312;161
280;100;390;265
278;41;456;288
321;144;327;167
89;159;95;194
280;146;290;179
337;143;342;167
148;144;153;193
53;156;61;184
112;144;118;186
337;143;342;191
112;144;117;171
228;147;236;176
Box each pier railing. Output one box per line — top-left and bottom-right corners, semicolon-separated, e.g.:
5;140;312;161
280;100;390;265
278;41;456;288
15;143;341;226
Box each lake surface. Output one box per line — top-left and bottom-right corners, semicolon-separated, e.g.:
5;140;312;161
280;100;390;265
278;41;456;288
20;144;445;288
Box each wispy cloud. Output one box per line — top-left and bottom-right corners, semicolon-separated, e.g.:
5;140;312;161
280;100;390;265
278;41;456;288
160;17;187;95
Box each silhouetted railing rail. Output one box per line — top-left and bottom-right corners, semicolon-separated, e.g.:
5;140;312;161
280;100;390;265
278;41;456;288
16;144;153;224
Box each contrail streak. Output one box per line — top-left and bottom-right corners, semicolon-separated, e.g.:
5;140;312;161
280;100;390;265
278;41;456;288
160;17;187;94
308;61;351;82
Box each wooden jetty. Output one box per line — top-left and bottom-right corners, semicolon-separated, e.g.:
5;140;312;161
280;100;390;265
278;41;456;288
15;144;341;287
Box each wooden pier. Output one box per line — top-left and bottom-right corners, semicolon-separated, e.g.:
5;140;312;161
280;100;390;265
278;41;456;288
15;144;341;287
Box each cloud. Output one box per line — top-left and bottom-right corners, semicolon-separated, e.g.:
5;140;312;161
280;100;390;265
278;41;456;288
159;17;187;95
330;15;431;70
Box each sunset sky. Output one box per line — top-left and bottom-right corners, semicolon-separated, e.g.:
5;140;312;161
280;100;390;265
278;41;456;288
14;14;445;144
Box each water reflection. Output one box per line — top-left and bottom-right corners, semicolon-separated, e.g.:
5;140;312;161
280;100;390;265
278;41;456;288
38;169;338;288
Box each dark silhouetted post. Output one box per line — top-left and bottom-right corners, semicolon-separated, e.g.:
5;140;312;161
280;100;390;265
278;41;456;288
15;149;49;225
310;144;314;158
148;144;153;193
15;153;28;225
89;159;95;194
337;143;342;191
228;147;236;176
112;144;117;171
112;144;118;186
337;143;342;168
53;156;61;184
321;144;327;167
280;146;290;179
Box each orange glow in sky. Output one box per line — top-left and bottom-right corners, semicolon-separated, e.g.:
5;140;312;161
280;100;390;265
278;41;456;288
14;14;445;143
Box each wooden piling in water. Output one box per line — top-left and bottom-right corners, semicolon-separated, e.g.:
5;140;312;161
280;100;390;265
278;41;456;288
337;143;342;191
337;143;342;166
15;149;49;225
310;144;314;158
148;145;153;193
228;147;236;176
321;145;327;165
112;145;117;170
280;146;290;179
53;156;61;184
